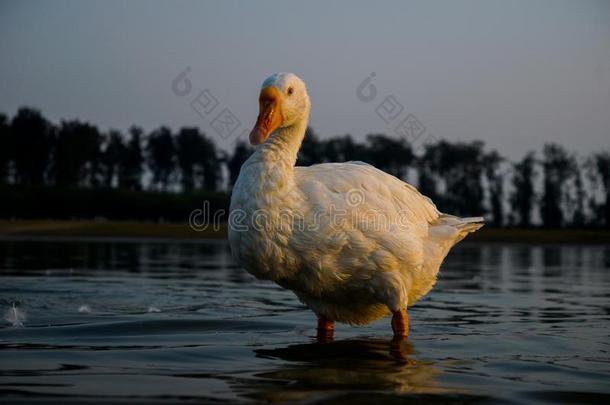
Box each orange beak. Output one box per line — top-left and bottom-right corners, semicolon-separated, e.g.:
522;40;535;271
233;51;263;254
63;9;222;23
249;86;283;145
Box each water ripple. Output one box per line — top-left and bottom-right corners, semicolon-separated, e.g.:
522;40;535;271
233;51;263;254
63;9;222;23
0;239;609;403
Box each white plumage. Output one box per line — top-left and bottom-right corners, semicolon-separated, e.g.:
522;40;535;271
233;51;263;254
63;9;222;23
229;73;483;329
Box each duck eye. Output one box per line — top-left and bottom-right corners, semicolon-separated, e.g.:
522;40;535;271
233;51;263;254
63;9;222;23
287;87;294;96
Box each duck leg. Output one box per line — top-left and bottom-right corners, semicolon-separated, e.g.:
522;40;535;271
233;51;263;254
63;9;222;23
317;316;335;341
391;308;409;338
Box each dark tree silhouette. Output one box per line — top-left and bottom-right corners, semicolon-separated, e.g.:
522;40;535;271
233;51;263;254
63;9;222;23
541;143;577;228
10;108;53;186
146;126;176;191
0;113;11;183
569;160;586;227
101;130;127;188
227;141;253;187
416;150;439;203
176;127;203;192
200;133;221;191
53;120;103;187
482;150;504;226
419;140;485;216
590;152;610;227
322;135;363;162
510;152;537;227
297;127;323;166
122;126;144;190
1;106;609;228
176;127;221;191
363;134;412;179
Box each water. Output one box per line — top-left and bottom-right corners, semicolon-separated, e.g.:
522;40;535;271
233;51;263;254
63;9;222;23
0;237;609;404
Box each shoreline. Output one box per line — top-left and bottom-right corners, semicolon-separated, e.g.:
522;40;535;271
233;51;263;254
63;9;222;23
1;220;609;244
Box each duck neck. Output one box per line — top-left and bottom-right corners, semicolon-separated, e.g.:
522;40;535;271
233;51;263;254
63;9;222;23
257;117;308;169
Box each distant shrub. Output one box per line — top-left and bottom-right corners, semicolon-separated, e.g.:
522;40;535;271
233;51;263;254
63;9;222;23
0;185;229;222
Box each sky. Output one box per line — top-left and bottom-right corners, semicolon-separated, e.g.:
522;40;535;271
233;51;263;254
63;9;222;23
0;0;609;159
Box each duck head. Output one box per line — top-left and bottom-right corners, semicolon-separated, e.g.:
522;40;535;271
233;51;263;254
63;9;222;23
249;73;311;145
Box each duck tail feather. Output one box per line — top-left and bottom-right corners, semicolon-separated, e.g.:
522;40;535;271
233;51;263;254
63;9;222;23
455;216;485;232
438;214;485;234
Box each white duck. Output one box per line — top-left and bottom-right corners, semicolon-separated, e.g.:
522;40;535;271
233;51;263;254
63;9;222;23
229;73;483;338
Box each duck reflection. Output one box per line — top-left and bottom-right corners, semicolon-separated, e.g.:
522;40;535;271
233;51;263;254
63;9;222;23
236;338;448;403
315;329;414;364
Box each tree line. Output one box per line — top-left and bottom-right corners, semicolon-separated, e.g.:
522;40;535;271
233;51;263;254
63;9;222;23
1;107;609;228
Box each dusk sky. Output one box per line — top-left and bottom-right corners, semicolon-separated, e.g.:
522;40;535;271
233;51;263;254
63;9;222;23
1;0;609;159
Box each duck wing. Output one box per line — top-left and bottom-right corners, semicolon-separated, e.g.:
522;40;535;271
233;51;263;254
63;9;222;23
294;161;440;235
293;161;482;272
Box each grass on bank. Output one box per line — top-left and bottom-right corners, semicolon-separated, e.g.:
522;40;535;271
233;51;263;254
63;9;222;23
0;219;609;244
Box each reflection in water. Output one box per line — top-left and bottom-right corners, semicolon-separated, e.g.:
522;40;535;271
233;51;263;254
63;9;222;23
240;339;446;403
0;237;225;274
0;238;609;403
